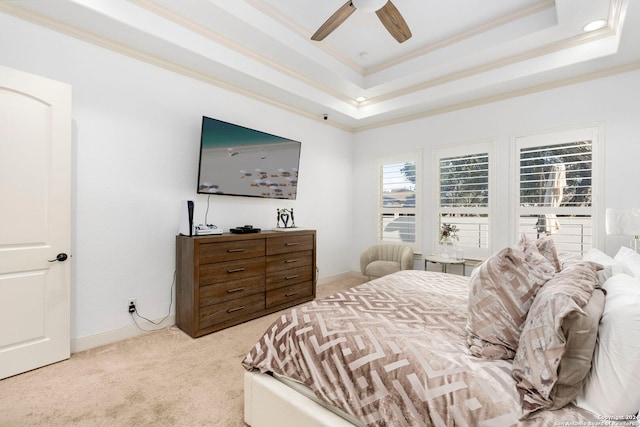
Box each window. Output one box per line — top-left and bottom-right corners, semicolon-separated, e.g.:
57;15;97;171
436;143;492;259
378;153;420;250
515;126;600;255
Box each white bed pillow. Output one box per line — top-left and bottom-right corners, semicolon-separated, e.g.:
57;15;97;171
575;273;640;416
613;246;640;279
582;248;625;285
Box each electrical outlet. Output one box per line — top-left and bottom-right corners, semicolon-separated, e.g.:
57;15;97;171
128;299;136;313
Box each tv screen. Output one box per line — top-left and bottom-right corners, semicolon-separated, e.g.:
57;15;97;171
197;116;301;200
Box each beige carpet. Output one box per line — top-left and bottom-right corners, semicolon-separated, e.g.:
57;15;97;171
0;277;366;427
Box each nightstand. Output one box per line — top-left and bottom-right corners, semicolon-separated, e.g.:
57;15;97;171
424;255;483;276
424;255;466;275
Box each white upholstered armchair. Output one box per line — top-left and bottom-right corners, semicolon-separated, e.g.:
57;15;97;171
360;244;414;279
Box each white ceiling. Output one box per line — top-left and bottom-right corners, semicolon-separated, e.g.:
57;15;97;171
2;0;638;131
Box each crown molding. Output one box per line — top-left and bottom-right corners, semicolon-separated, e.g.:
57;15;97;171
364;24;619;107
354;60;640;132
245;0;364;75
0;0;633;133
130;0;357;106
0;1;353;133
363;0;556;76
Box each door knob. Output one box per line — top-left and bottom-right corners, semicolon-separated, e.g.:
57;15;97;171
48;253;68;262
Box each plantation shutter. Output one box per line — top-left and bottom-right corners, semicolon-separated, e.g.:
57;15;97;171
516;127;598;255
436;144;491;259
378;155;419;249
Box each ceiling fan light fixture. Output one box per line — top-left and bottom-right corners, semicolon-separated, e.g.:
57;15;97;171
583;19;607;32
352;0;387;13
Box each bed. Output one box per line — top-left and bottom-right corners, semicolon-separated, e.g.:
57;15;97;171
242;238;640;426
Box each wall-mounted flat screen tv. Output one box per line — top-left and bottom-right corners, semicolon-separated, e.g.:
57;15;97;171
197;116;301;200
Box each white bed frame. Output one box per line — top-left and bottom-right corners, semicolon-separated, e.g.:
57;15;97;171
244;370;363;427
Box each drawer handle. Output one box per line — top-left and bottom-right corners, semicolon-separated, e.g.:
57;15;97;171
227;248;246;253
285;259;298;263
227;268;245;273
227;306;245;313
285;292;299;297
227;287;245;294
285;275;299;280
285;242;299;246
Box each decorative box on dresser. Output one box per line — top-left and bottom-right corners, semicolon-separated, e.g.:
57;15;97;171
176;229;316;338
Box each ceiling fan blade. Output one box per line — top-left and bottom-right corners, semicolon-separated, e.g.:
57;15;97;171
311;1;356;41
376;1;412;43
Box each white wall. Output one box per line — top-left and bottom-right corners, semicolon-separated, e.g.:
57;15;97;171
3;10;639;349
353;69;640;271
0;13;354;345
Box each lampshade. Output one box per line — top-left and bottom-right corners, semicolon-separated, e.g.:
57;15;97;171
605;208;640;235
352;0;387;13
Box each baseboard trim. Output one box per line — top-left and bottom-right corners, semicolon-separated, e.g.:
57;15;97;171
71;314;176;354
317;271;362;286
72;271;361;353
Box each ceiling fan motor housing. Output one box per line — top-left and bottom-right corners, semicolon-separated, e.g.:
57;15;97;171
352;0;388;13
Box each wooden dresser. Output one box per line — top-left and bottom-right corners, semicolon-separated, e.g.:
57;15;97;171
175;230;316;338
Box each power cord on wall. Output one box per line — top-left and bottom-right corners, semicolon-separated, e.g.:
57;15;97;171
205;194;211;224
129;271;176;332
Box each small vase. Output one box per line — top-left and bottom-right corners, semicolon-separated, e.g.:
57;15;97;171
440;237;455;258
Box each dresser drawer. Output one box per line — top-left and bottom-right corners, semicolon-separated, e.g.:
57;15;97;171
199;239;265;264
266;250;313;273
266;265;313;290
266;281;313;309
199;257;265;285
199;276;265;308
266;234;314;255
199;293;265;330
176;231;316;338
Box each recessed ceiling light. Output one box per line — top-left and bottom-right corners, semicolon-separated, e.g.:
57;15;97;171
583;19;607;32
355;96;367;103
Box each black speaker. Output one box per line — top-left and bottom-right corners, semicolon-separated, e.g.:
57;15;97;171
179;200;194;236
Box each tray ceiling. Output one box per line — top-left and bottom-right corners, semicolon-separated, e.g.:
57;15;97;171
1;0;638;130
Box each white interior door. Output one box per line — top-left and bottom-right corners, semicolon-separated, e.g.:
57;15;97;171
0;65;71;379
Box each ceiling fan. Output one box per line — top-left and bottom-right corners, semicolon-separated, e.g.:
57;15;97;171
311;0;412;43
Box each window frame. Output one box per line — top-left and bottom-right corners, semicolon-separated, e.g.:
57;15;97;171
376;151;422;252
434;141;494;260
511;124;604;255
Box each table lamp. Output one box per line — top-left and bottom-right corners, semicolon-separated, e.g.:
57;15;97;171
605;208;640;252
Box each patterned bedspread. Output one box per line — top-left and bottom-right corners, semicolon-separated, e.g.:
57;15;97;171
242;270;597;426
